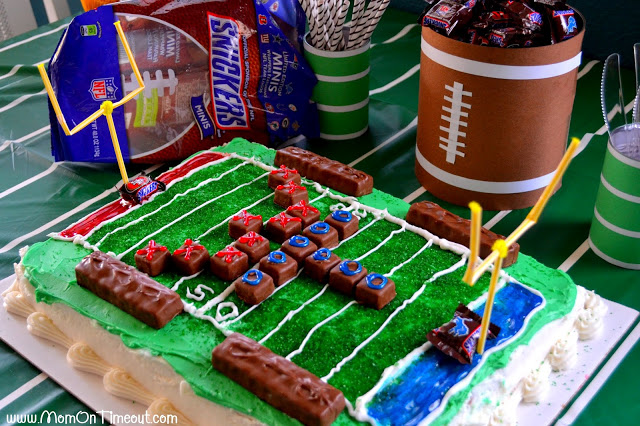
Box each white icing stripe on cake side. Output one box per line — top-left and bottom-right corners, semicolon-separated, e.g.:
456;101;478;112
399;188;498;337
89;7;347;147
170;271;203;292
322;257;468;383
117;172;270;259
93;160;250;248
259;284;331;344
286;301;359;361
385;240;433;277
186;284;215;302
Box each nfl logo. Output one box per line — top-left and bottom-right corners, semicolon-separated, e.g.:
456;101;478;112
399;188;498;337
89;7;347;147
89;77;118;101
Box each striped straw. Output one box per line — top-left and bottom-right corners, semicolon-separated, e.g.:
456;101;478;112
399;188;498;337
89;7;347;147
357;0;391;48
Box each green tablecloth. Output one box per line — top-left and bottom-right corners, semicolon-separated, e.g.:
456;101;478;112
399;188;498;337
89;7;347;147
0;8;638;425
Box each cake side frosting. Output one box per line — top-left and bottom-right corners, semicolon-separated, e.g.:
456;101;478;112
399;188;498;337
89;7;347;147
14;138;582;425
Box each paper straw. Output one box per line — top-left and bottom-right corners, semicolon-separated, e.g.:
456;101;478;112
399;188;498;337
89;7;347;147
357;0;390;48
332;0;350;50
326;0;340;51
315;0;330;49
347;0;368;49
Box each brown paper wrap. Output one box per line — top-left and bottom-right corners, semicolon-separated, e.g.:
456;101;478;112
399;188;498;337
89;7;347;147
415;11;585;210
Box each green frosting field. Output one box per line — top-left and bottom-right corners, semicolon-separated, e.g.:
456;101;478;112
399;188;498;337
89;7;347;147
21;139;576;425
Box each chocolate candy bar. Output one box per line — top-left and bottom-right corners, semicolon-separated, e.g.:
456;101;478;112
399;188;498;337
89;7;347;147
505;1;543;30
75;251;183;329
118;175;166;205
268;165;302;189
212;333;345;426
329;260;368;296
427;303;500;364
287;200;321;228
172;239;210;275
274;147;373;197
135;240;170;277
281;235;318;266
305;248;341;283
234;269;275;305
211;246;249;281
548;8;579;43
229;210;263;240
406;201;519;267
258;251;298;286
355;273;396;310
303;222;339;249
266;212;303;244
274;181;309;208
235;231;271;265
324;210;359;240
421;0;475;36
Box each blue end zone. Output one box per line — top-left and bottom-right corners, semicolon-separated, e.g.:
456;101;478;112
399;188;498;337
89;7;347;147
367;282;544;425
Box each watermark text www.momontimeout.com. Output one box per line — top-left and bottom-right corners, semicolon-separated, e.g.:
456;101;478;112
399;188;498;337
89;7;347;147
6;410;178;424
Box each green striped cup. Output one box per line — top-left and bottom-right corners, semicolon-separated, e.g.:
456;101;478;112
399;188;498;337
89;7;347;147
589;123;640;269
303;34;370;140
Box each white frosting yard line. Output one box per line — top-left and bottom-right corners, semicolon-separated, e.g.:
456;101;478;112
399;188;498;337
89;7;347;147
286;301;359;361
385;239;433;277
221;269;305;327
196;284;236;315
117;171;269;259
93;159;247;247
198;192;274;240
354;224;406;262
259;284;331;345
76;155;230;242
170;271;202;292
321;257;468;383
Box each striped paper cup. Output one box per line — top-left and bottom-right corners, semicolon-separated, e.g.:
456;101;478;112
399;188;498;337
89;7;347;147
589;124;640;269
303;34;370;140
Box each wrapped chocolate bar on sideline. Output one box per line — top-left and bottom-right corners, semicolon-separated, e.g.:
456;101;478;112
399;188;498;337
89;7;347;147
212;333;345;426
75;251;183;329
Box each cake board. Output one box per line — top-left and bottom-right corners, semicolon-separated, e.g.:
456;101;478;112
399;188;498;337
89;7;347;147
1;274;638;425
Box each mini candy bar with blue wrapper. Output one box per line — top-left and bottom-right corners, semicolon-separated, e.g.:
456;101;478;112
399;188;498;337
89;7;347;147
118;175;166;205
45;0;318;164
427;304;501;364
420;0;475;37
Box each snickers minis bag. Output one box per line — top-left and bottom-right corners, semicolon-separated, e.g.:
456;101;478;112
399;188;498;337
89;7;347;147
45;0;318;163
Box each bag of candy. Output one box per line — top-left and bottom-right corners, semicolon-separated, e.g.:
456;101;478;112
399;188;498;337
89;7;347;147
46;0;318;163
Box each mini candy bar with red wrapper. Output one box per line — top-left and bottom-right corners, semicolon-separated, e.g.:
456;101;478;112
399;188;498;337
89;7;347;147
45;0;318;164
427;304;501;364
420;0;476;37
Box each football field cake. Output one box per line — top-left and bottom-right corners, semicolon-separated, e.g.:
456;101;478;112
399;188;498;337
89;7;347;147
2;139;607;425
